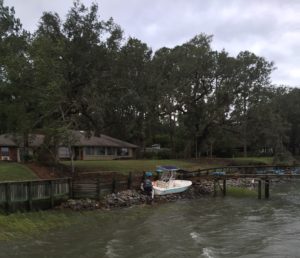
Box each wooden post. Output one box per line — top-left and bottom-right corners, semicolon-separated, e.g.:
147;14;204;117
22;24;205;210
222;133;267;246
223;179;226;196
112;174;116;193
213;180;217;197
265;179;270;199
49;180;54;208
68;178;73;199
5;183;11;213
127;172;132;189
27;181;33;211
97;177;101;200
258;180;262;199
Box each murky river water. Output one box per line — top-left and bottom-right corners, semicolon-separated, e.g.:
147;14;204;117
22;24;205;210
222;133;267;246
2;181;300;258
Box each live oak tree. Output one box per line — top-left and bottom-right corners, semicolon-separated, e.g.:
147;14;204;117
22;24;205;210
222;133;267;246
229;51;274;157
0;0;37;157
1;0;299;164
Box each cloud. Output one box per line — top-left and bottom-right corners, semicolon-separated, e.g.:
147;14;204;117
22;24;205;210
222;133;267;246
5;0;300;87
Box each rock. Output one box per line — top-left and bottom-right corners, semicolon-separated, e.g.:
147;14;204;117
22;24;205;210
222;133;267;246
58;182;217;211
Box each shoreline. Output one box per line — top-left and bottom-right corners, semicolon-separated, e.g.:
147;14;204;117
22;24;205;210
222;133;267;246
57;179;259;211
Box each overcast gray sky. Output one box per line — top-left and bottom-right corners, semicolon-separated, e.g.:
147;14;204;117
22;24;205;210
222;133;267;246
6;0;300;87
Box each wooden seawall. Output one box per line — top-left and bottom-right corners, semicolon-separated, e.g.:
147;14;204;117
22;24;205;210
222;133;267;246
2;165;300;212
0;178;71;213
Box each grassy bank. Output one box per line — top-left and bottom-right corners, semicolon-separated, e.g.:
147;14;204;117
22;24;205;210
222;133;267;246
61;159;205;173
0;211;73;240
61;157;275;174
0;162;37;181
229;157;273;166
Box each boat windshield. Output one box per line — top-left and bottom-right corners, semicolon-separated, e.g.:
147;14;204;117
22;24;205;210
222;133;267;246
156;165;179;172
156;166;179;182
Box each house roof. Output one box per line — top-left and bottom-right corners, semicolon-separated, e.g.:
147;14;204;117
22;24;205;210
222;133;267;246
0;131;138;149
71;131;138;148
0;134;44;147
0;134;17;147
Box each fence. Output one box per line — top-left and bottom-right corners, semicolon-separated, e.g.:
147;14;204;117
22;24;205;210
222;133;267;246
0;178;71;212
72;172;144;199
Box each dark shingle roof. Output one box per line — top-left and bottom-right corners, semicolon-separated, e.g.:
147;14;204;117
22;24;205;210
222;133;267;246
0;134;17;146
71;131;138;148
0;131;138;149
0;134;44;147
100;134;138;148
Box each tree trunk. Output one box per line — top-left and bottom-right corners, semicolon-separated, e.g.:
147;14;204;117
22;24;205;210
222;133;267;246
59;105;75;176
169;114;175;158
243;140;247;157
195;136;198;158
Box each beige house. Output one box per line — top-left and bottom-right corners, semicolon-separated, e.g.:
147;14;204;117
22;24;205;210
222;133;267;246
58;131;138;160
0;131;138;162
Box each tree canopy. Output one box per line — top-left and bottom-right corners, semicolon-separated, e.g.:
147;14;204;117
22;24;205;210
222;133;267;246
1;0;299;159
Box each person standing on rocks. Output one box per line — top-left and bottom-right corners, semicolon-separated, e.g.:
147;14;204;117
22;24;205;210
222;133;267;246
141;172;154;201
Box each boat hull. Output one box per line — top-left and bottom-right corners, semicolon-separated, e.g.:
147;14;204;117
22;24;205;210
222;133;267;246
153;180;192;195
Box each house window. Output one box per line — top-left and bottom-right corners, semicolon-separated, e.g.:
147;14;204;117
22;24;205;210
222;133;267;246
107;147;115;155
95;147;105;155
85;147;94;155
117;148;129;156
1;147;9;157
58;147;70;158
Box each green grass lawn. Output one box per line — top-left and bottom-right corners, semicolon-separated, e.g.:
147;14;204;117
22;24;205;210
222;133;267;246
0;162;37;181
62;157;273;172
62;157;275;174
229;157;273;165
62;159;204;173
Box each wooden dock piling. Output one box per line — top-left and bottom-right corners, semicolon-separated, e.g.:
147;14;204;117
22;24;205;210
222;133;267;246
258;180;262;199
50;180;54;208
127;172;132;189
27;181;33;211
222;179;226;196
265;179;270;199
213;180;217;197
97;177;101;200
112;174;116;193
5;183;11;213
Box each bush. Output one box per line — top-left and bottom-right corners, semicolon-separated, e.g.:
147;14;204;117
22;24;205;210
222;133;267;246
140;149;171;159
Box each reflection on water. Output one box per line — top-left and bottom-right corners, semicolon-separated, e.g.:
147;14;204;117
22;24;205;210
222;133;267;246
2;180;300;258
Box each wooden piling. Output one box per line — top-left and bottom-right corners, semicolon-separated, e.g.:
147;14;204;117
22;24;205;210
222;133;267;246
97;177;101;200
213;180;217;197
49;180;54;208
127;172;132;189
223;179;226;196
68;178;73;199
27;181;33;211
265;179;270;199
5;183;11;213
258;180;262;199
112;174;116;193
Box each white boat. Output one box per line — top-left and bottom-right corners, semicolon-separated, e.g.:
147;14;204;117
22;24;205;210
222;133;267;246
152;166;192;196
